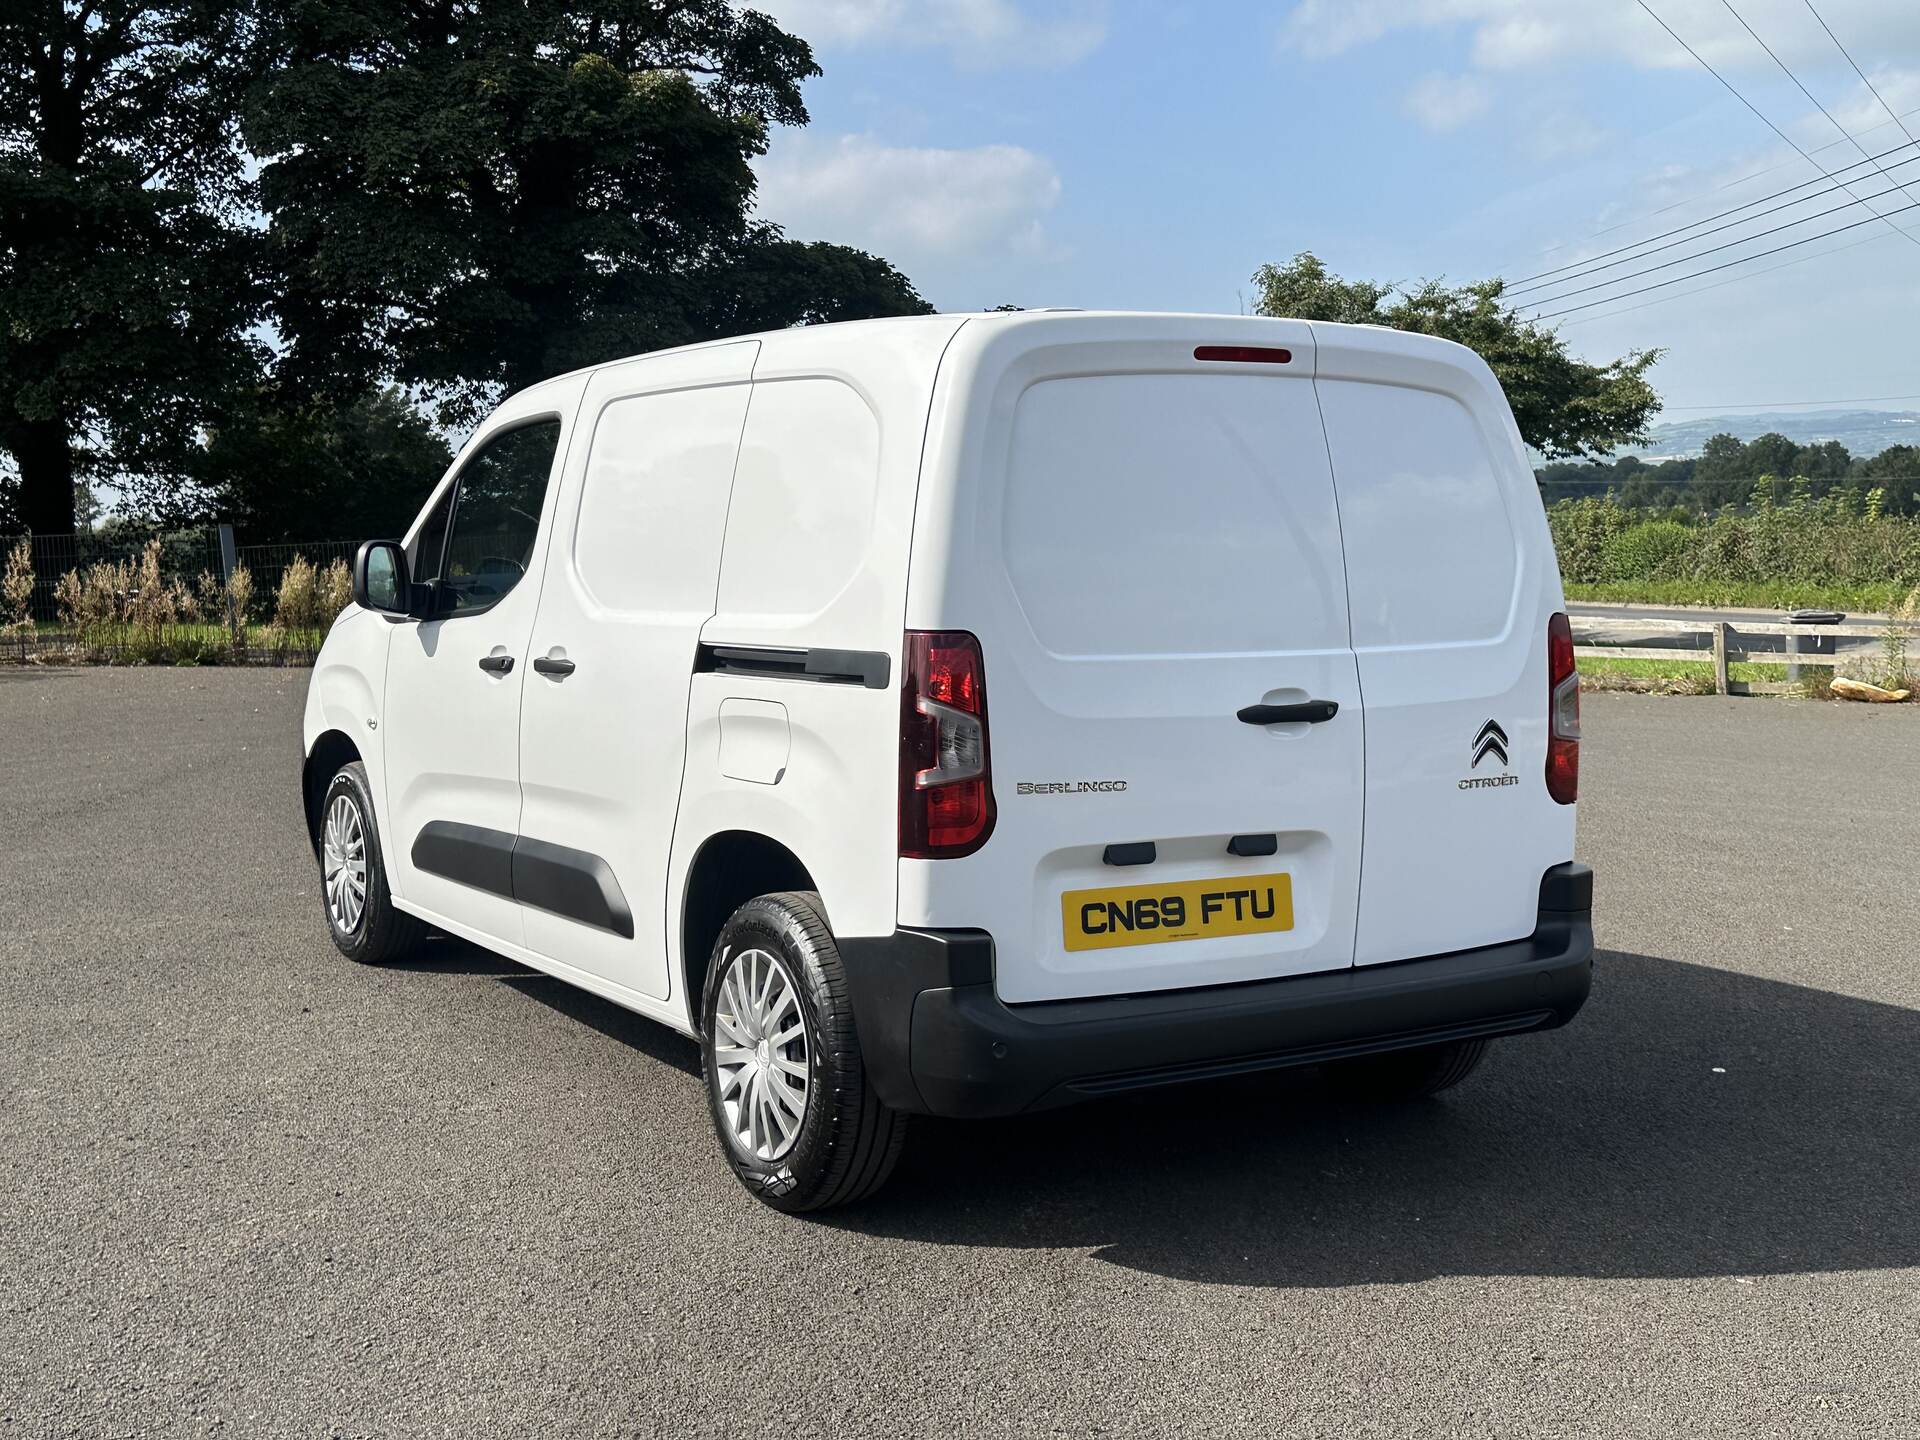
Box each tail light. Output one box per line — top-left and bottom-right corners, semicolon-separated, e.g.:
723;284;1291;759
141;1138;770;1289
1547;611;1579;805
900;630;995;858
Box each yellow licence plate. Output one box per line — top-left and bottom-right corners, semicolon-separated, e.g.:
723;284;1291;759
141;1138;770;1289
1061;872;1294;953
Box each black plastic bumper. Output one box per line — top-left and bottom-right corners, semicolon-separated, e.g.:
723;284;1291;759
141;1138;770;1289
840;862;1594;1119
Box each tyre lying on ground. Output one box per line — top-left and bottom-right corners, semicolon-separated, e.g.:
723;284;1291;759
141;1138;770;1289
300;311;1596;1210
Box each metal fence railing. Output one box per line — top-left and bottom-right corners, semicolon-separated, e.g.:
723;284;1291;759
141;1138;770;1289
13;527;225;623
235;538;361;604
1;525;364;667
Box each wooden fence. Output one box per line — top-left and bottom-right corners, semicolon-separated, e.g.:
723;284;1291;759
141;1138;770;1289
1575;615;1902;696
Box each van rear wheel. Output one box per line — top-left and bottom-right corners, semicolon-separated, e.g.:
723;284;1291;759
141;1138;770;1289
699;891;907;1212
1330;1037;1489;1101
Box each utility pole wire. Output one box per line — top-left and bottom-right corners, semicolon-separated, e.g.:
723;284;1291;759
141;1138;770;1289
1507;148;1920;296
1534;192;1920;320
1557;227;1894;329
1519;169;1918;307
1499;97;1920;275
1633;0;1920;251
1803;0;1920;150
1507;132;1920;290
1718;0;1920;213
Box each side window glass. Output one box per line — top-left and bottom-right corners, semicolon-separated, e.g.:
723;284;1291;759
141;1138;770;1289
438;419;563;616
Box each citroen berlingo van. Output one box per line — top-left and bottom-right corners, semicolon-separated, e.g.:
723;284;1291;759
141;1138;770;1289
301;311;1593;1212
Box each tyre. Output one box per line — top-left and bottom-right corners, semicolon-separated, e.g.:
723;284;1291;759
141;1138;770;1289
1330;1037;1490;1102
700;891;907;1212
318;761;426;965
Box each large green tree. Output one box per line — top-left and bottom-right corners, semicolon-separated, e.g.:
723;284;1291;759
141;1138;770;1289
247;0;929;430
1250;253;1662;460
198;386;454;543
0;1;266;534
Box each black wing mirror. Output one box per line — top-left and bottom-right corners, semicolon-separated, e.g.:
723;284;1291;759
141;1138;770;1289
353;540;419;618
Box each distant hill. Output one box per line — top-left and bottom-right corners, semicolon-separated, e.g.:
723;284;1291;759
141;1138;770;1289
1622;409;1920;461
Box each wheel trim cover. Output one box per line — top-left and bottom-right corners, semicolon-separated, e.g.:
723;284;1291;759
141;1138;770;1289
712;946;812;1163
322;793;368;936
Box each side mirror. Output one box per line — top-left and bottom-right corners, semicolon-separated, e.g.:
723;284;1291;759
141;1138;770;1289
353;540;413;617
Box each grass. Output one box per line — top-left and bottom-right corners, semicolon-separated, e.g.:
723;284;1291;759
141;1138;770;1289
10;618;331;665
1577;654;1822;697
1566;580;1909;614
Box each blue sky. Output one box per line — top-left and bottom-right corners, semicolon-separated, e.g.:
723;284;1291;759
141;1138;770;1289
748;0;1920;423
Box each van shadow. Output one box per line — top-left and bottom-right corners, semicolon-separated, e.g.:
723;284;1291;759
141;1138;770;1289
389;932;703;1079
838;950;1920;1288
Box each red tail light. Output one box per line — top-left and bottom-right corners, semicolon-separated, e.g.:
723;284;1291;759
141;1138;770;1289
900;631;995;858
1547;611;1579;805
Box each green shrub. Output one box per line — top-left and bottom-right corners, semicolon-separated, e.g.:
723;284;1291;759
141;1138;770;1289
1602;520;1694;582
1548;487;1920;602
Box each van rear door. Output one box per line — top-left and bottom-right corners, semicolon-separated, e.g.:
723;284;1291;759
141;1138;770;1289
1311;327;1575;966
901;319;1365;1005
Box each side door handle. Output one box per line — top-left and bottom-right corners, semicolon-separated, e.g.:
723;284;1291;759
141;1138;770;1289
532;655;576;678
477;653;515;675
1237;700;1339;725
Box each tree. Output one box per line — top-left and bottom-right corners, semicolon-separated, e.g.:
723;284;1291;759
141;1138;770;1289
679;228;931;337
1250;253;1662;460
246;1;929;429
1858;443;1920;516
0;2;266;534
198;387;454;543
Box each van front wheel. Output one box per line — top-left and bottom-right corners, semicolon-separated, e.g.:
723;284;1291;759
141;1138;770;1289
700;891;907;1212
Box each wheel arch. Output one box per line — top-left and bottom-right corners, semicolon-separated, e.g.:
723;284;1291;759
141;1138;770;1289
679;829;819;1031
302;729;362;859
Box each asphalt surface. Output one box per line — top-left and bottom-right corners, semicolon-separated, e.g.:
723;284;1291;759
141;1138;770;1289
3;668;1919;1438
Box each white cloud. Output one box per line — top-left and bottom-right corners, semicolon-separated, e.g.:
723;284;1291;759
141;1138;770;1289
755;133;1064;263
1402;71;1491;131
1281;0;1920;74
754;0;1107;68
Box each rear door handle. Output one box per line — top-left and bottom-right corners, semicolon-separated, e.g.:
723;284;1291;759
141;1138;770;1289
532;655;576;678
477;653;514;674
1237;700;1338;725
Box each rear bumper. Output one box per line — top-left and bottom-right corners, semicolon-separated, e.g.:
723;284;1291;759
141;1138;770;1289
840;862;1594;1119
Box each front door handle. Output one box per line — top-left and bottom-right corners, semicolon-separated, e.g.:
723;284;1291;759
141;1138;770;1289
1237;699;1338;725
532;655;576;678
477;653;515;675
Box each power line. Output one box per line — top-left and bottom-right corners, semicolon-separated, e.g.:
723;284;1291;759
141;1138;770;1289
1540;4;1920;331
1803;0;1920;152
1556;221;1894;329
1718;0;1920;212
1523;174;1919;311
1500;99;1920;276
1634;0;1920;251
1506;147;1920;297
1534;192;1920;319
1662;391;1920;410
1506;133;1920;292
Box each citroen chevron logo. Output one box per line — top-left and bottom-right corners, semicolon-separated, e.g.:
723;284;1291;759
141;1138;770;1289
1472;719;1509;770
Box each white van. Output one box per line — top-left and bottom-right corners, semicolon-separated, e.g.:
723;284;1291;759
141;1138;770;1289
301;311;1592;1211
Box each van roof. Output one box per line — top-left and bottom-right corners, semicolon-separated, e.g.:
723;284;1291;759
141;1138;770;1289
512;310;1485;403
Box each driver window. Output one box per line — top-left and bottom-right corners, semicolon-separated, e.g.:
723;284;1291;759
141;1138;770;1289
438;418;563;616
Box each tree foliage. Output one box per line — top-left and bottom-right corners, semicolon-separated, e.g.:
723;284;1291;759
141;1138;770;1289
198;387;454;543
1250;252;1663;460
1537;432;1920;517
0;1;266;533
245;0;929;429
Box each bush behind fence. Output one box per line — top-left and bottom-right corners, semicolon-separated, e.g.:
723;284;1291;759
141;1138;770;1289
2;530;359;666
1548;486;1920;600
